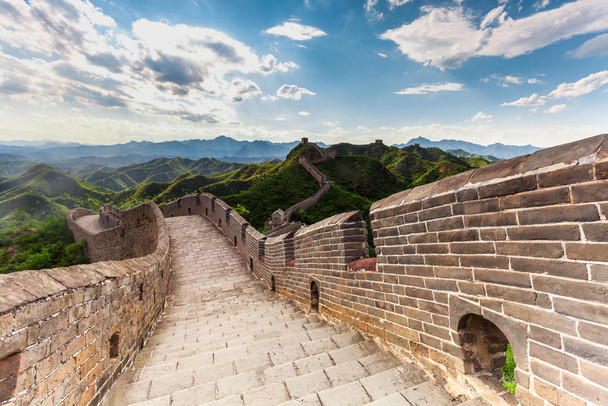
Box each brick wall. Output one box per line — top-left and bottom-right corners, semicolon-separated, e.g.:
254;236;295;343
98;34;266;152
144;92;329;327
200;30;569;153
67;202;159;263
369;134;608;406
157;133;608;406
0;202;170;406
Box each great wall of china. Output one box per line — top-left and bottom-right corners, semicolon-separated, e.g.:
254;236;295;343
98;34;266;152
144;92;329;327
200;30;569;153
1;134;608;405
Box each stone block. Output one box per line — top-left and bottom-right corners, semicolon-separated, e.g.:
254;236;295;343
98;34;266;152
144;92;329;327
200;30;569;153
529;342;578;373
518;204;599;225
496;241;563;258
500;187;570;210
538;164;594;187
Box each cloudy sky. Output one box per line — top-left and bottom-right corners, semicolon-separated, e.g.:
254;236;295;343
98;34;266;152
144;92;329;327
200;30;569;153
0;0;607;147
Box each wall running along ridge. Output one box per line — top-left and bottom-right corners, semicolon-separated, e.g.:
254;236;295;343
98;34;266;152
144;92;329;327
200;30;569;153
0;202;170;406
162;134;608;406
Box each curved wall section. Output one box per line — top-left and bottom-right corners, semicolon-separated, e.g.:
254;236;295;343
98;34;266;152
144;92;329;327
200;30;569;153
0;201;170;406
370;134;608;406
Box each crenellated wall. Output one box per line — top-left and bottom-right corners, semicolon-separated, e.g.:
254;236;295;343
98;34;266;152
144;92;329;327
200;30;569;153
161;134;608;406
0;202;170;406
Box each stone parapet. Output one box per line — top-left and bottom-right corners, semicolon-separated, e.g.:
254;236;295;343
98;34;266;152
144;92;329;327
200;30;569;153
0;202;170;406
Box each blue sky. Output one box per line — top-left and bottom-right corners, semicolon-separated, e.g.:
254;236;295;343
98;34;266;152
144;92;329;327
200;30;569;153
0;0;607;147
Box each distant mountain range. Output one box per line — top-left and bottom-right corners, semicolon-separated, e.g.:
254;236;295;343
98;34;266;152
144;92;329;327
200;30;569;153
0;136;303;166
395;137;541;159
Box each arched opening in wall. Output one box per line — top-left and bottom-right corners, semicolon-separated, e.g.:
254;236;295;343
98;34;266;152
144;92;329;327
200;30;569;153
205;208;208;216
310;281;319;311
458;314;516;396
188;207;191;215
234;236;237;246
219;219;222;226
139;283;144;301
109;332;120;358
249;257;253;272
0;351;21;402
271;275;276;292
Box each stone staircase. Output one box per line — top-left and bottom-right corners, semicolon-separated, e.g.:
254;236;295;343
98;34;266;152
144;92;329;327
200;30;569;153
103;215;489;406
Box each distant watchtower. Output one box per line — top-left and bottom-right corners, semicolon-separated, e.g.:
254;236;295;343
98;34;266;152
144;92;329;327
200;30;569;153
375;139;382;144
301;137;309;145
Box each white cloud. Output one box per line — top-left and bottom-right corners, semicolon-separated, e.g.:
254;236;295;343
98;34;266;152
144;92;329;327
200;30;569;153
571;33;608;58
502;93;547;107
264;21;327;41
503;70;608;109
276;84;316;100
545;104;566;114
549;70;608;98
261;94;278;102
472;111;493;122
0;0;297;126
380;0;608;69
482;74;544;87
365;0;383;21
388;0;412;10
322;121;339;127
394;82;465;95
259;54;299;74
377;52;388;58
298;111;310;116
534;0;551;10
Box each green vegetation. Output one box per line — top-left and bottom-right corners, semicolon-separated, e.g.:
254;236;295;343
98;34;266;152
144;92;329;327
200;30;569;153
0;216;87;274
0;141;489;273
502;344;517;394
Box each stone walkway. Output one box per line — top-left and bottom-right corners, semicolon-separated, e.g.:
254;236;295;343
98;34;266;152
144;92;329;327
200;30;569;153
75;214;110;234
103;215;488;406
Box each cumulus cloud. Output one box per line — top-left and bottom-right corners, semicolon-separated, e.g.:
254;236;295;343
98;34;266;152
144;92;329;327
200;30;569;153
380;0;608;69
545;104;566;114
0;0;296;125
571;33;608;58
502;70;608;109
472;111;493;122
276;84;316;100
264;21;327;40
501;93;547;107
394;82;464;95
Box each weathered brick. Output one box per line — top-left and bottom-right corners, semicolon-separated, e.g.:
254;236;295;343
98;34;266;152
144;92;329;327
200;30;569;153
578;321;608;346
477;176;537;199
563;336;608;364
455;188;478;202
460;255;509;269
562;371;608;405
433;266;472;280
474;269;531;288
457;281;485;296
418;205;452;221
590;264;608;282
533;378;586;406
529;325;561;349
533;275;608;303
553;297;608;326
580;360;608;390
437;229;479;242
538;164;594;187
424;255;459;266
485;284;536;305
450;242;495;254
421;193;456;210
500;187;570;210
496;241;563;258
407;233;438;244
566;242;608;262
510;257;587;279
529;342;578;373
506;224;580;241
571;181;608;203
582;223;608;242
530;359;561;386
464;212;517;228
398;223;426;235
426;217;464;232
503;302;577;335
452;199;499;215
479;228;507;241
416;243;448;254
518;204;599;225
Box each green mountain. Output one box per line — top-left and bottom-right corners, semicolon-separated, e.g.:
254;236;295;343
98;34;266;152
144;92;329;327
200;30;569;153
78;157;245;191
0;164;111;227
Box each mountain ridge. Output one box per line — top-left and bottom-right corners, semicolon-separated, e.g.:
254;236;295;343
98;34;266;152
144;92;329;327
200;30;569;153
396;137;540;159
